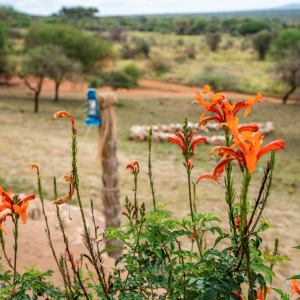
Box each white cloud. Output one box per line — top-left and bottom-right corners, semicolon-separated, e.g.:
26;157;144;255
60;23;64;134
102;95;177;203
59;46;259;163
0;0;298;16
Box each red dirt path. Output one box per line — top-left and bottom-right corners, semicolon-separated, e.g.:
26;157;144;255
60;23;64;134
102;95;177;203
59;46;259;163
0;77;297;104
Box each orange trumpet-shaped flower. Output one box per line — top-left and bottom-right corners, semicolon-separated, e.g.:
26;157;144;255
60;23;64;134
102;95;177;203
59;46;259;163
256;287;272;300
231;291;244;300
238;125;259;133
291;279;300;298
0;213;14;235
175;131;185;142
66;248;76;268
168;136;187;152
13;201;30;225
52;111;76;133
191;137;207;152
126;161;140;174
213;117;285;174
0;186;13;207
197;157;237;183
27;163;39;175
17;194;35;207
244;93;263;117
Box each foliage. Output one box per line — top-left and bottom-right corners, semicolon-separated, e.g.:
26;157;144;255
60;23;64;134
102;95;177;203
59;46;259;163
174;18;190;35
87;77;104;88
24;24;112;71
136;39;150;57
188;18;208;35
149;54;172;75
122;63;140;85
239;20;271;35
110;70;135;90
0;21;7;52
205;31;222;52
58;6;99;19
253;30;273;60
274;29;300;58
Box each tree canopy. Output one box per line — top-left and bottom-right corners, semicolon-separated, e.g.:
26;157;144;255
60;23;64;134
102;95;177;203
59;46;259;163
25;24;112;71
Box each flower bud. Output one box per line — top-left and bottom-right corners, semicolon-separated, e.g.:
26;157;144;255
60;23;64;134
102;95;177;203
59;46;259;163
187;159;192;168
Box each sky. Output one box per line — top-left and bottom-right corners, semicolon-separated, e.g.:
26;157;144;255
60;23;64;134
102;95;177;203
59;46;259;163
0;0;299;16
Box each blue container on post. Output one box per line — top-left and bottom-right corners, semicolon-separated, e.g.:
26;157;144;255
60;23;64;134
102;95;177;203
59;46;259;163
85;88;101;126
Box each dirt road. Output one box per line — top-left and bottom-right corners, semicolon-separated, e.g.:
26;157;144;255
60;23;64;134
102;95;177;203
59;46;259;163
1;77;297;104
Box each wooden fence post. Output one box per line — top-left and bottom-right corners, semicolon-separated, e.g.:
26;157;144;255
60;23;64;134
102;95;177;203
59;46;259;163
97;92;122;259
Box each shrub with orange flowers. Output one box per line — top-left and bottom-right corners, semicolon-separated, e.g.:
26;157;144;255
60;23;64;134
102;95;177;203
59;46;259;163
1;86;300;300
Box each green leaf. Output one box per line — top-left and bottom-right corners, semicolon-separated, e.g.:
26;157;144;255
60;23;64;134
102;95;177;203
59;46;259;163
271;288;284;297
251;264;275;285
287;275;300;280
293;245;300;249
154;249;163;258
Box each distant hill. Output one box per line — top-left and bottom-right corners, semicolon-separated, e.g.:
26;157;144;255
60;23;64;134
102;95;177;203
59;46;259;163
274;3;300;10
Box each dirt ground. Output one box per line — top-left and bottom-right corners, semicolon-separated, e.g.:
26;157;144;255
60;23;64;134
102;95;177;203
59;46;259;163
0;76;298;104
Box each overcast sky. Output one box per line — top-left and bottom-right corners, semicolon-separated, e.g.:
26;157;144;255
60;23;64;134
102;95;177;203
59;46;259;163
0;0;298;16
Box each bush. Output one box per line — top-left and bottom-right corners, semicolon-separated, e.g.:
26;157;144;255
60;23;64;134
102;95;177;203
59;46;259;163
88;77;104;88
188;52;196;59
120;43;136;59
239;20;270;35
205;31;222;52
274;29;300;58
174;18;190;35
188;18;207;35
0;21;7;51
123;63;140;85
253;30;273;60
136;39;150;57
149;54;172;74
110;70;134;89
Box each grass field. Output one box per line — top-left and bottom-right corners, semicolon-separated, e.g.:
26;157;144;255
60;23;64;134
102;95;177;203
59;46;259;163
0;88;300;292
114;31;291;98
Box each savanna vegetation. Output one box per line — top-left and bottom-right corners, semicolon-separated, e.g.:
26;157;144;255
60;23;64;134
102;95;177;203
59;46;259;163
1;4;300;112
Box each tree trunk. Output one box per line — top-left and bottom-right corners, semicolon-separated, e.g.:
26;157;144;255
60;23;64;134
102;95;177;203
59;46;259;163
98;92;122;259
54;81;60;102
34;92;39;113
283;83;296;104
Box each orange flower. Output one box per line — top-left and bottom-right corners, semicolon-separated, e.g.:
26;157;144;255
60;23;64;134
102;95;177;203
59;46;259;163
126;161;140;174
197;157;237;183
168;136;187;152
209;117;285;174
66;248;76;268
189;229;199;240
191;137;207;152
0;186;13;208
244;93;263;117
291;279;300;298
52;175;75;205
0;213;14;235
13;201;30;225
28;163;39;175
235;216;241;228
187;159;192;168
52;111;76;133
257;287;272;300
238;125;259;133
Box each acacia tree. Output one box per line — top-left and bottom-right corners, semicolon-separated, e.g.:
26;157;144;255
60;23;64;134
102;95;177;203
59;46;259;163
253;30;273;60
274;29;300;103
47;46;81;102
20;46;52;112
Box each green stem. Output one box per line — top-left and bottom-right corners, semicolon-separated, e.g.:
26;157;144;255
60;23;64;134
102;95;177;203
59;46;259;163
224;128;237;240
53;177;73;299
134;173;138;221
56;205;90;300
187;170;203;258
71;133;109;298
148;126;156;211
0;231;14;270
13;215;19;285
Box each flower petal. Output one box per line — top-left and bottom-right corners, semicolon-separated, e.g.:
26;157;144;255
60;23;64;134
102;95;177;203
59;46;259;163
257;140;285;161
238;125;259;133
196;174;212;183
191;137;207;152
168;137;186;152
